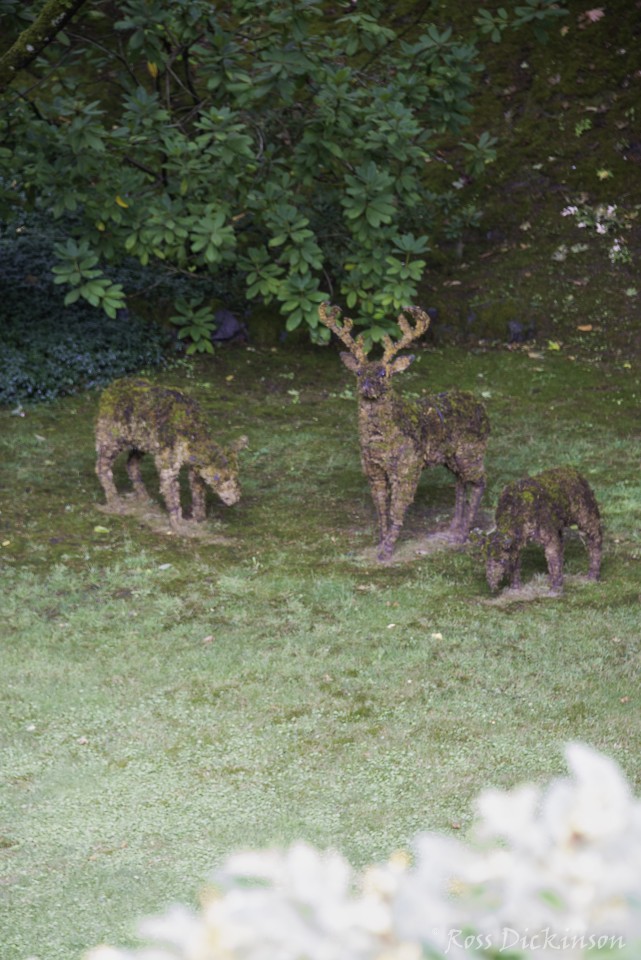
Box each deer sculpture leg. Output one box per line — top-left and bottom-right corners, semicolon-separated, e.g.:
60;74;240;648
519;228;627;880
509;553;523;589
188;467;207;522
157;465;183;530
447;447;487;541
450;478;468;540
377;462;422;561
466;477;486;532
367;467;391;545
96;439;123;508
586;531;602;580
573;498;602;581
544;535;565;594
126;449;148;500
450;476;486;542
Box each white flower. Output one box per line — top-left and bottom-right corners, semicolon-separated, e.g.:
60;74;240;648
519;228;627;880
544;743;633;845
86;949;132;960
138;904;210;959
394;744;641;955
206;843;391;960
86;746;641;960
476;782;541;848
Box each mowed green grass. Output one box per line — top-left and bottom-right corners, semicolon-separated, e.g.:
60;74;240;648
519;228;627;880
1;344;640;959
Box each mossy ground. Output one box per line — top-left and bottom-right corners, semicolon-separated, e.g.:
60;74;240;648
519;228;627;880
2;341;641;959
419;0;641;356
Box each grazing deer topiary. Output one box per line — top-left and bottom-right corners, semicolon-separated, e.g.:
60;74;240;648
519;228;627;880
484;466;602;595
95;378;247;532
318;303;490;560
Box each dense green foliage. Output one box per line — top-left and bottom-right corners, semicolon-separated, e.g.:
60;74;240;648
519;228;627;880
0;224;166;404
0;0;566;344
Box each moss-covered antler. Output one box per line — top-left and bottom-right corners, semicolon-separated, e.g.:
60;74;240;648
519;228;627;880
318;302;368;363
381;306;430;366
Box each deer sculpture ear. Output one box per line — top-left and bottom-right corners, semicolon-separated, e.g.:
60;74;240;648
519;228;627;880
340;352;360;373
425;405;443;429
468;528;488;551
485;530;512;554
388;355;414;375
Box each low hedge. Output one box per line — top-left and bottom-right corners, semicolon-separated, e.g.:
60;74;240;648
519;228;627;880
0;227;168;406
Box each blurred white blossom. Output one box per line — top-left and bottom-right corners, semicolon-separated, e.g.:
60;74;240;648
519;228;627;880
87;745;641;960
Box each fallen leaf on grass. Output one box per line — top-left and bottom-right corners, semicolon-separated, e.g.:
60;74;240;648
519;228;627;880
93;525;110;534
577;324;593;332
113;588;133;600
89;841;128;861
579;8;605;26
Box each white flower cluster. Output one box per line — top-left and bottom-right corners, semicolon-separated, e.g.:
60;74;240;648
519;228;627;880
561;203;619;231
561;202;632;264
87;745;641;960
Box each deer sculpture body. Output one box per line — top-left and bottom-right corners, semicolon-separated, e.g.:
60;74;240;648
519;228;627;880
484;466;602;595
95;378;247;532
319;304;490;561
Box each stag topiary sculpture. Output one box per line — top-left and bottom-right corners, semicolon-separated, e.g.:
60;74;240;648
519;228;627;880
319;303;490;560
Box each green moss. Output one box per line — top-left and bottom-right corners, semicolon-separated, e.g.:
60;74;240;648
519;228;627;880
413;1;641;355
97;378;220;464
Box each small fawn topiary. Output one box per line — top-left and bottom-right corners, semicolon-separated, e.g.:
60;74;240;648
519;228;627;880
484;466;602;595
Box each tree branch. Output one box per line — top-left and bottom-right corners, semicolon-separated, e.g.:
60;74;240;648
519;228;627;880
0;0;90;94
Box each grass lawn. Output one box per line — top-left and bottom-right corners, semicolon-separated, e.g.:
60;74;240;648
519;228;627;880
1;342;640;959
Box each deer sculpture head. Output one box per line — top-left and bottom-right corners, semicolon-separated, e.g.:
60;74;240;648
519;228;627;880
318;303;431;397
